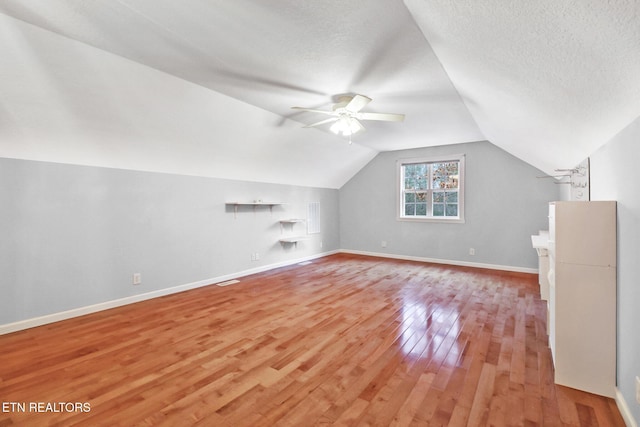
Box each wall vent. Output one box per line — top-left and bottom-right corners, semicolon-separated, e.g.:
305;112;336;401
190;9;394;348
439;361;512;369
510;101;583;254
307;202;321;234
216;279;240;287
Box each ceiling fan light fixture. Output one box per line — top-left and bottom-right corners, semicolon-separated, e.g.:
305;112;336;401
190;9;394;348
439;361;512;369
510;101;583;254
330;116;361;136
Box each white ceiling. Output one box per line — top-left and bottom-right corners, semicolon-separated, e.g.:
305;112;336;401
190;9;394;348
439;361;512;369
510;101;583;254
406;0;640;175
1;1;639;187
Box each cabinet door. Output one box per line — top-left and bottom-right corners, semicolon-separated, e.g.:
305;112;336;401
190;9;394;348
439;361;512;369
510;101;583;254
555;202;616;267
554;263;616;397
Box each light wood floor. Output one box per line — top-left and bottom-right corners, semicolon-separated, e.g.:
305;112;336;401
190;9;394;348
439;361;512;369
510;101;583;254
0;254;625;426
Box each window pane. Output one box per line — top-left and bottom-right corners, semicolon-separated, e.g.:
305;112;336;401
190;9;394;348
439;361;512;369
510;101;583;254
433;204;444;216
445;191;458;203
445;162;459;189
415;164;427;190
404;164;428;190
433;161;459;189
421;164;429;189
432;163;445;189
433;192;444;203
405;204;415;216
404;164;415;189
446;204;458;216
446;176;459;189
403;192;427;217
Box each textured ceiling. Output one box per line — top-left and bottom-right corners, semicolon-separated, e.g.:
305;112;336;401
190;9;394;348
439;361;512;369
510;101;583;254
1;0;639;184
0;0;483;152
406;0;640;174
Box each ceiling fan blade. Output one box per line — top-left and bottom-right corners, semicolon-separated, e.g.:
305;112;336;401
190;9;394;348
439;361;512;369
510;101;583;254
304;117;339;128
345;95;372;113
291;107;337;116
357;112;405;122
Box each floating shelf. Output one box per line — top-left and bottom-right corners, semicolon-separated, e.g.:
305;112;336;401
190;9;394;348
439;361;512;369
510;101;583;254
279;218;305;233
225;202;284;218
279;219;305;224
279;236;309;243
279;236;309;247
278;218;308;247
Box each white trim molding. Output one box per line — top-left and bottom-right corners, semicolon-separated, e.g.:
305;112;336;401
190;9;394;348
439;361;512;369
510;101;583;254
616;387;638;427
0;249;537;335
339;249;538;274
0;250;339;335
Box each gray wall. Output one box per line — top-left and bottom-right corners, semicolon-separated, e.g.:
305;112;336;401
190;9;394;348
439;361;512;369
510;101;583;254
339;141;559;270
0;158;339;325
590;116;640;423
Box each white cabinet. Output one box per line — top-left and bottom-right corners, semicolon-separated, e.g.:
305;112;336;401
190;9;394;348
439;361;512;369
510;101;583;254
547;201;616;398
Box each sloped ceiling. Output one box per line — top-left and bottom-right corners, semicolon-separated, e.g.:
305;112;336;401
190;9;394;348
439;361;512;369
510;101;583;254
405;0;640;175
1;1;639;187
0;12;377;189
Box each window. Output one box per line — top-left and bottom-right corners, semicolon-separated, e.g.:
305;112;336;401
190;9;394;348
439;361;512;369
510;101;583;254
398;154;465;222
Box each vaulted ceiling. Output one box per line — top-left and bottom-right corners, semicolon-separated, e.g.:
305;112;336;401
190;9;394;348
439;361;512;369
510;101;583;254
1;1;639;188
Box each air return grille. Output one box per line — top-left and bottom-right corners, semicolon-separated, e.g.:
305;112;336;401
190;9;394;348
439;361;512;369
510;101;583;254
216;279;240;287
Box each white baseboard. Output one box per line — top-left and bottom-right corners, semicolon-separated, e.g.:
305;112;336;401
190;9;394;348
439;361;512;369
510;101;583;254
616;387;638;427
0;249;534;335
339;249;538;274
0;250;339;335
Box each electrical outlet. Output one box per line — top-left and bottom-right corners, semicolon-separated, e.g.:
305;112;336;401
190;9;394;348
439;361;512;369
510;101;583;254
381;241;387;248
132;273;142;285
636;376;640;404
469;248;475;256
255;252;260;261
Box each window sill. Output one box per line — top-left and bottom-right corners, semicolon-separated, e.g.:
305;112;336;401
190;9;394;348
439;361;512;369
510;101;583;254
397;216;465;224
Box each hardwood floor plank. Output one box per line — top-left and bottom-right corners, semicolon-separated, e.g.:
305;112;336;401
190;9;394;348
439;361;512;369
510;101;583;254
0;254;626;426
467;362;497;425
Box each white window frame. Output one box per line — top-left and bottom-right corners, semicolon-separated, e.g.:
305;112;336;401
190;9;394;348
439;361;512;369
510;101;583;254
397;154;465;223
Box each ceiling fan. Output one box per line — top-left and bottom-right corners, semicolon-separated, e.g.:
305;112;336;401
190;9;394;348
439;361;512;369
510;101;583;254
291;94;405;137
